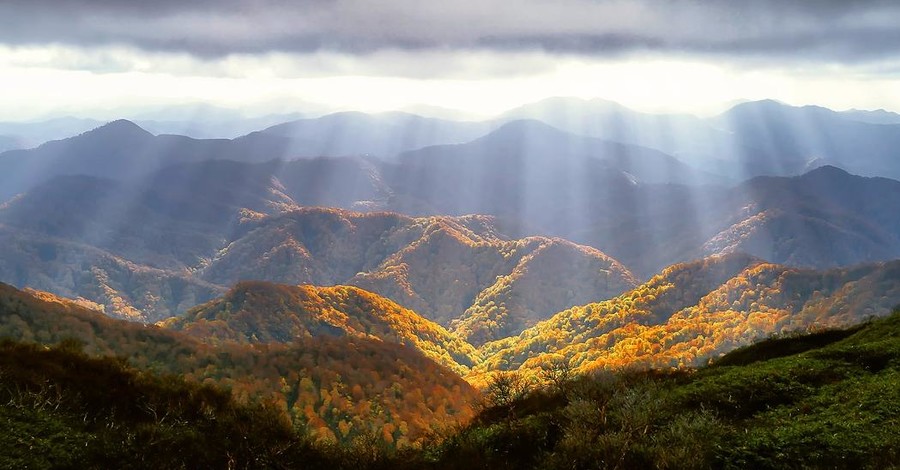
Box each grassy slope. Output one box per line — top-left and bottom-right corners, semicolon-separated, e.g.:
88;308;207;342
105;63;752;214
405;310;900;469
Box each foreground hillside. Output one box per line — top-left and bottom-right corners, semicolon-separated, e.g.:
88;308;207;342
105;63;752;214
405;310;900;469
0;340;336;469
4;292;898;468
0;283;478;445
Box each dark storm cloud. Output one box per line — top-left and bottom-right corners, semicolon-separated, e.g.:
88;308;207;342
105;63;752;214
2;0;900;62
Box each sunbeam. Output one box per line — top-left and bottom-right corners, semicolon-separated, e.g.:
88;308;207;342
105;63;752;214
2;1;900;466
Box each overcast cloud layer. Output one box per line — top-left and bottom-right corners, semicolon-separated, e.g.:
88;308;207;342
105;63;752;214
3;0;900;63
2;1;900;121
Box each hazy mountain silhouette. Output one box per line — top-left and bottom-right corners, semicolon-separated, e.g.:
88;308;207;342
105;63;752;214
840;108;900;125
383;120;717;234
0;116;102;151
712;100;900;179
0;158;389;270
700;165;900;266
0;120;300;201
250;111;496;159
499;97;900;181
0;134;23;153
498;97;759;178
135;113;306;139
565;165;900;275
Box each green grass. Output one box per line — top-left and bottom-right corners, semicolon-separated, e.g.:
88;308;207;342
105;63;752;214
401;310;900;469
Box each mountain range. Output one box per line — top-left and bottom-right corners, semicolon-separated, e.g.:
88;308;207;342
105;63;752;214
4;249;900;444
1;103;900;318
6;97;900;184
503;97;900;181
6;107;900;278
2;97;900;452
0;190;639;332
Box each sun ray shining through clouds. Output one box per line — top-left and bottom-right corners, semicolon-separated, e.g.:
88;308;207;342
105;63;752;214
1;1;900;467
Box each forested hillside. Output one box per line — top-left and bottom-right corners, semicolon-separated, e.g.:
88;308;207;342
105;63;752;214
5;295;897;468
165;281;480;374
0;283;478;445
0;340;336;469
477;255;900;378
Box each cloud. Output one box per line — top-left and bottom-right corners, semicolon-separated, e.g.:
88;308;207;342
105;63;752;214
0;44;563;80
1;0;899;63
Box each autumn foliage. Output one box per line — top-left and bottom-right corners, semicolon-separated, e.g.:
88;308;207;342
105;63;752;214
0;283;477;445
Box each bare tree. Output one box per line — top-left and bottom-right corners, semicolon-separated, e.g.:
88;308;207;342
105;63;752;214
539;356;574;396
485;371;530;408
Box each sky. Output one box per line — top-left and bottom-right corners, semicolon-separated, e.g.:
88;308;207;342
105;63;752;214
2;0;900;121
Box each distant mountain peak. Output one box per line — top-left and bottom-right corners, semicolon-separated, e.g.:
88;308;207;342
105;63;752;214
725;99;792;114
500;96;632;120
725;100;843;120
483;119;571;138
750;98;790;107
840;107;900;125
86;119;154;139
801;164;852;178
459;119;578;151
744;164;855;189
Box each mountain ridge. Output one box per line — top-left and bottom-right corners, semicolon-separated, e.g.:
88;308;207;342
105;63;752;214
476;254;900;378
164;281;481;374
